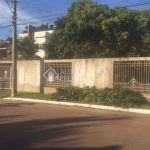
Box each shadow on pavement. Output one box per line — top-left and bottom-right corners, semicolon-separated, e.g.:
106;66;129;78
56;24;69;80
0;115;126;150
0;115;25;119
0;102;35;108
25;146;122;150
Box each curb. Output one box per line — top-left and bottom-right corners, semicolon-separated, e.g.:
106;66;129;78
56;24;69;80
3;97;150;114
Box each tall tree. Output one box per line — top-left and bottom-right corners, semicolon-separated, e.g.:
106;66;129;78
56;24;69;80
17;36;39;60
37;23;54;31
22;26;28;33
5;36;12;44
44;0;150;59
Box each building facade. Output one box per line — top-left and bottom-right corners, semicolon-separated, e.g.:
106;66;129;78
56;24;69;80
0;41;10;59
19;24;54;58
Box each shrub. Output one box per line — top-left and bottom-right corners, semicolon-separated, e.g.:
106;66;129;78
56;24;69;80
52;86;82;101
50;85;142;108
112;86;141;108
96;88;113;106
80;86;98;103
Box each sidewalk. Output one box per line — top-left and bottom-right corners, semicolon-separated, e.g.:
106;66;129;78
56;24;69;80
3;97;150;115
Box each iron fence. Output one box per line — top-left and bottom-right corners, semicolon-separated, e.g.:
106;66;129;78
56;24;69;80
0;64;12;89
114;60;150;93
44;62;72;88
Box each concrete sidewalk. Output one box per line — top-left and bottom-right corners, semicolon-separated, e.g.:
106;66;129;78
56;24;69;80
3;97;150;115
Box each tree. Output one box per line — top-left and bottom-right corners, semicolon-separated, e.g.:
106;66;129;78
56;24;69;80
5;36;12;44
37;23;54;31
22;26;28;33
44;0;150;59
17;36;39;60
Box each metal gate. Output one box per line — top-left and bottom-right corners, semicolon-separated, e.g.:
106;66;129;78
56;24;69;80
0;64;12;89
113;60;150;93
44;62;72;87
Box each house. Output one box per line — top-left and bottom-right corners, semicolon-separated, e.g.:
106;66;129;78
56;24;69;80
19;24;54;58
0;40;10;59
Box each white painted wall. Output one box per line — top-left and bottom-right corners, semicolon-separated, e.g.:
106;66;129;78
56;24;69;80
44;58;114;91
18;33;28;38
73;59;113;88
36;49;45;58
17;61;42;93
34;31;50;44
2;57;150;93
19;30;54;58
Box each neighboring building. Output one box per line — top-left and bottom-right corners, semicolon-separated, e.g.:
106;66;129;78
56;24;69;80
19;24;54;58
0;41;10;59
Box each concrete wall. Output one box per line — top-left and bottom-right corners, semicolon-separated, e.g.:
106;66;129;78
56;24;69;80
44;57;150;93
73;59;113;88
0;60;43;93
17;60;43;93
44;58;113;93
1;57;150;93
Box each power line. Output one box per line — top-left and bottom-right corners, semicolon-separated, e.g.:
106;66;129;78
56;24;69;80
9;6;150;29
5;0;13;13
17;0;127;15
17;13;65;21
16;0;150;18
0;25;11;30
1;0;150;31
18;0;50;6
15;0;127;19
16;1;150;23
123;2;150;8
0;21;11;26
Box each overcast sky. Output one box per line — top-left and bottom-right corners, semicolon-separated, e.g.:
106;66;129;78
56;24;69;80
0;0;150;40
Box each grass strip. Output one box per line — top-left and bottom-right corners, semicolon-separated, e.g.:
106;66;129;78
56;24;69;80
0;90;150;110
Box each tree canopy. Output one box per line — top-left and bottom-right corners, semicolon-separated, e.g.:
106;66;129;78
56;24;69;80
44;0;150;59
37;23;54;31
5;36;12;44
17;36;39;60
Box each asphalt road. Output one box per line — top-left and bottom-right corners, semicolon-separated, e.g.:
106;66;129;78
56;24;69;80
0;99;150;150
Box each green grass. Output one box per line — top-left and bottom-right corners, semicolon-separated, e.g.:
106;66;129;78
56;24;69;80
1;89;150;110
0;90;51;100
0;89;11;98
134;102;150;110
16;92;51;100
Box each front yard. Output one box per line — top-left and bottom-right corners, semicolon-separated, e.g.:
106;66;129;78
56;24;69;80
0;89;150;110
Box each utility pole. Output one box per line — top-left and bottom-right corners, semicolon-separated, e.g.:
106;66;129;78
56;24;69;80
11;0;17;97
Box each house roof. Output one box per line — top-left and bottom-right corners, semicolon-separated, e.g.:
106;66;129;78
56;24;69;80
0;41;10;48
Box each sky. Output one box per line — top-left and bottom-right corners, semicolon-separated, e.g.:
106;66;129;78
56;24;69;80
0;0;150;40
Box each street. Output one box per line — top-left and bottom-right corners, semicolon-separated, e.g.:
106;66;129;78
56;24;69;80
0;99;150;150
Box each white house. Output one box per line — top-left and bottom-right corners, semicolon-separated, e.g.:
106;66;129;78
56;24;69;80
19;24;54;58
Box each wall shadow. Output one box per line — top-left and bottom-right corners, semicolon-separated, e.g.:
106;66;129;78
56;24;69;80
25;146;122;150
0;116;126;150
